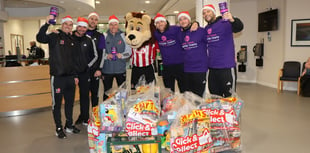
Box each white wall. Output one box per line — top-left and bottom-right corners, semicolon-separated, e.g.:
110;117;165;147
23;20;40;56
281;0;310;90
0;22;4;56
230;0;258;83
285;0;310;62
3;19;23;55
255;0;286;88
233;0;309;91
3;19;41;56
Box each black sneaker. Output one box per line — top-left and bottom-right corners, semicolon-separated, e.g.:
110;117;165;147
65;125;80;134
75;118;83;125
75;118;88;126
55;127;67;139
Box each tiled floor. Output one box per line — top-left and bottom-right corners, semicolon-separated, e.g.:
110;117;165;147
0;83;310;153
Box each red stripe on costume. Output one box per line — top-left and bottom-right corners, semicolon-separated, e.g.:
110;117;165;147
131;44;156;67
142;46;147;67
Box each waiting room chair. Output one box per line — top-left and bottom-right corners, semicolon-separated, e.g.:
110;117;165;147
277;61;301;93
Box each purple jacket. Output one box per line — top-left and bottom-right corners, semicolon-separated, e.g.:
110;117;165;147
180;27;208;73
154;26;184;65
205;17;243;69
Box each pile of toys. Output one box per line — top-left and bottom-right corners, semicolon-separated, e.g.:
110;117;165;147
88;80;243;153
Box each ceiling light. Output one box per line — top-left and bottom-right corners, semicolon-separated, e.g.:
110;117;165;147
95;1;100;4
140;10;146;13
173;11;179;14
59;1;64;4
145;1;150;4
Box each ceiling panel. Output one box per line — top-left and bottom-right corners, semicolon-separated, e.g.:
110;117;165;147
4;0;197;21
4;0;50;8
95;0;168;16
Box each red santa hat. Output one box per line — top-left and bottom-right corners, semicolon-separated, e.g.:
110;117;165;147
88;12;99;19
76;17;88;27
203;4;216;14
61;15;73;24
108;15;119;24
154;13;166;25
177;11;191;22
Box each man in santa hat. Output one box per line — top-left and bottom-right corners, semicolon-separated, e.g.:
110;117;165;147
154;13;200;93
36;15;80;139
102;15;131;100
75;12;106;126
153;13;186;93
178;11;208;97
72;17;98;128
203;4;243;97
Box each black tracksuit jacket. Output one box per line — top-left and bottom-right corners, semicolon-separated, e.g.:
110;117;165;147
72;31;98;74
36;23;77;76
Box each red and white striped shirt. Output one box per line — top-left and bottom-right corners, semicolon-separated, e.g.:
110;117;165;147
131;42;158;67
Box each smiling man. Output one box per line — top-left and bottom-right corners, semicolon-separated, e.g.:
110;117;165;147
102;15;131;100
36;15;80;139
178;11;208;97
72;17;98;129
153;13;186;93
203;4;243;97
75;12;106;126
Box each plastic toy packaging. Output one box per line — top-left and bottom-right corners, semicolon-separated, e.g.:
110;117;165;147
125;83;161;137
91;106;101;127
134;75;149;94
157;105;178;150
156;92;180;151
167;93;213;153
99;97;124;133
200;96;244;153
113;86;128;117
88;106;109;153
88;120;100;153
160;88;176;114
104;82;128;115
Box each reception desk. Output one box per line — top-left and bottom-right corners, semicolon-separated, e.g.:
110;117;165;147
0;65;79;117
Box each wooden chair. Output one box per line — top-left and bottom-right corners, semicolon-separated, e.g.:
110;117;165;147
277;61;301;93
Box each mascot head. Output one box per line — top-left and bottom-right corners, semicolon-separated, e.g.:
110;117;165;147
125;12;156;49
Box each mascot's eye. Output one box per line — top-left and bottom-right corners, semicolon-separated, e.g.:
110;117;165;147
130;26;134;31
136;27;141;31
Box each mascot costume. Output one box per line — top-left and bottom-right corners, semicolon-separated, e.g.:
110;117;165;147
124;12;159;89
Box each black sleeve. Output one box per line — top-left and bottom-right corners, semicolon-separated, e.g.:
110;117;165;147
231;17;244;33
36;23;51;43
87;38;98;69
94;35;105;71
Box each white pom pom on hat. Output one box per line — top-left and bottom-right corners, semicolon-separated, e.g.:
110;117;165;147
61;15;73;24
177;11;191;21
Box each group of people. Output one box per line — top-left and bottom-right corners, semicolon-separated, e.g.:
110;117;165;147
36;3;243;139
36;12;131;139
155;4;243;98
